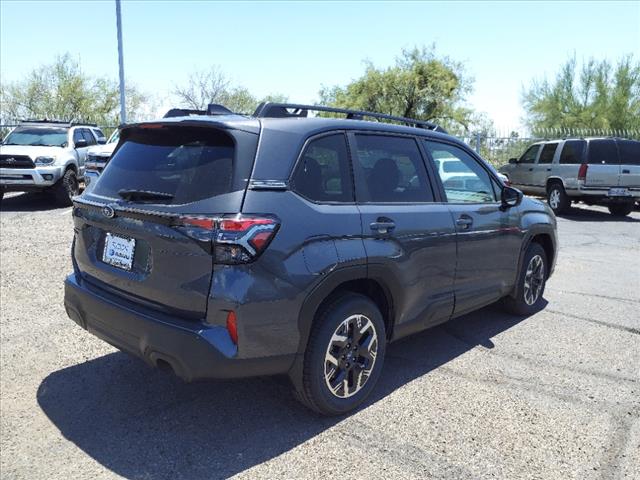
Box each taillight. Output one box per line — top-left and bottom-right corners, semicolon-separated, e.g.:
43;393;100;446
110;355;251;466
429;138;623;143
174;214;279;263
578;163;589;182
226;311;238;345
214;214;279;264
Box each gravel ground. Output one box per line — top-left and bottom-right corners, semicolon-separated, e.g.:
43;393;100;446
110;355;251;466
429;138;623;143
1;192;639;480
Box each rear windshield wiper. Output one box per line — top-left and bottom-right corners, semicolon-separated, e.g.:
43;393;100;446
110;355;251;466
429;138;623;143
117;189;174;202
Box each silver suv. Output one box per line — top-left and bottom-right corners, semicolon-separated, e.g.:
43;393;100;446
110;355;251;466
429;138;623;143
0;120;105;205
500;138;640;216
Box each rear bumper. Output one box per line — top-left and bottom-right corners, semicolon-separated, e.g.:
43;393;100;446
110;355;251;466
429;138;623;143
567;186;640;200
64;274;295;381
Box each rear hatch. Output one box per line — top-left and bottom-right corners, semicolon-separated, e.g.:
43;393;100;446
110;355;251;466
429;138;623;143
72;121;259;319
616;139;640;188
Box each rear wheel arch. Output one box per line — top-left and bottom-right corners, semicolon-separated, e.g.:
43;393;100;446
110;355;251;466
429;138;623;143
297;273;394;355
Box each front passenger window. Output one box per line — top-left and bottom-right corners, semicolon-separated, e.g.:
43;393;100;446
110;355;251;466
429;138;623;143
424;141;497;204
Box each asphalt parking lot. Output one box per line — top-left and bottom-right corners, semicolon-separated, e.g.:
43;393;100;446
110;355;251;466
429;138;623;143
1;192;638;480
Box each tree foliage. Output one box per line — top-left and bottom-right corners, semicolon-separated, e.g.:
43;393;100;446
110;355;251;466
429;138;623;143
318;46;474;131
523;55;640;133
0;53;147;125
172;66;287;114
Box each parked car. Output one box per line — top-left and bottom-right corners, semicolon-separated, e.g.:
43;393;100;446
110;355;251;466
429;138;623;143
499;137;640;216
64;103;557;415
84;129;120;188
0;120;105;205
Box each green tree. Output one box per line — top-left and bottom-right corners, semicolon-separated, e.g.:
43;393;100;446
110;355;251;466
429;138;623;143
318;46;474;131
0;53;147;126
523;55;640;135
172;66;287;114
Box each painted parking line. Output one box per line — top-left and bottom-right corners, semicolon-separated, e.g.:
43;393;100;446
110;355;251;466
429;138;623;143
59;208;73;215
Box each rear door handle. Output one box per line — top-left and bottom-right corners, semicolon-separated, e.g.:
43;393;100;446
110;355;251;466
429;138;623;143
456;215;473;230
546;168;552;171
528;168;534;171
370;219;396;234
622;169;630;174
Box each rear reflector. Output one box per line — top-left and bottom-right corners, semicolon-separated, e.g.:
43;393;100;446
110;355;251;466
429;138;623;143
226;311;238;345
578;163;589;181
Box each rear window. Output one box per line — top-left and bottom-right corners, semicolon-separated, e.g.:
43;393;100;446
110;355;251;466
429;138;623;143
588;140;619;165
617;139;640;166
559;140;586;164
93;126;234;204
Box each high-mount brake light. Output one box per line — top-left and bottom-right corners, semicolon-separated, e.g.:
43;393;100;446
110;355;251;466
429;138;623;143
214;215;279;264
578;163;589;182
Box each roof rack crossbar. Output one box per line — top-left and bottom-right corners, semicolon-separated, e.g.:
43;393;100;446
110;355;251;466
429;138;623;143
19;119;97;127
253;102;447;133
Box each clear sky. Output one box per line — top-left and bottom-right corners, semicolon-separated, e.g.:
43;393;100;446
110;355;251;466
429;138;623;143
1;0;639;129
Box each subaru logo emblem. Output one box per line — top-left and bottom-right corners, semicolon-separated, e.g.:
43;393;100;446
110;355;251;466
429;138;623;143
102;206;115;218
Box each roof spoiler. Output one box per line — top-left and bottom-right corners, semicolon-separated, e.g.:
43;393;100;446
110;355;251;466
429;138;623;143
163;104;234;118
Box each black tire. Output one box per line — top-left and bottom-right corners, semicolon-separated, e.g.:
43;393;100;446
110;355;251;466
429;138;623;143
53;169;79;206
297;293;386;416
608;202;633;217
502;242;547;316
546;182;570;215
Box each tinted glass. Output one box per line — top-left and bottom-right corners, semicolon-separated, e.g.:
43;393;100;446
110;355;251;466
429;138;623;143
353;135;434;203
559;140;586;164
73;129;84;145
82;129;97;146
519;145;540;164
291;134;353;202
538;143;558;164
588;139;619;164
93;127;234;205
3;127;67;147
617;139;640;166
424;141;497;203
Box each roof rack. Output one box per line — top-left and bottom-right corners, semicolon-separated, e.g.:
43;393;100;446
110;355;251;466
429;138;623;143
20;119;98;127
253;102;448;134
163;103;234;118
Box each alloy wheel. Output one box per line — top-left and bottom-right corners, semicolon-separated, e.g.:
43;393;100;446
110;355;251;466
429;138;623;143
523;254;545;305
324;314;379;399
549;189;560;209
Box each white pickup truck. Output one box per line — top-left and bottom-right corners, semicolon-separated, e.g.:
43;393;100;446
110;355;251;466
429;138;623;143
0;120;105;205
500;137;640;216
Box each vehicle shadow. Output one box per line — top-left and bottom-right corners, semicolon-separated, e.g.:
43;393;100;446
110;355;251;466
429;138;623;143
557;206;640;223
0;192;63;212
37;303;537;479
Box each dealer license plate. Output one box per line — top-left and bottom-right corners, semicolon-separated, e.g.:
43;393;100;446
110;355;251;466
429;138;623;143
102;233;136;271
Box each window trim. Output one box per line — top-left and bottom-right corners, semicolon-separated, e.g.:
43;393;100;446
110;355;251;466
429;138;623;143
347;131;438;205
420;137;503;206
288;130;356;205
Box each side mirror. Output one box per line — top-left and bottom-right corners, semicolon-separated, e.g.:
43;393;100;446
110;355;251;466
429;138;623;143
97;138;107;145
75;139;88;148
508;157;518;164
501;186;523;209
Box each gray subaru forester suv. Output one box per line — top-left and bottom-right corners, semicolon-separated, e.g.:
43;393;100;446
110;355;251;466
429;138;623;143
64;103;557;415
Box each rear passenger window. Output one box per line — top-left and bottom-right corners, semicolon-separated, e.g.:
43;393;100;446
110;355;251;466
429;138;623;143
291;134;353;202
559;140;586;164
538;143;558;164
617;140;640;165
82;129;97;146
352;135;434;203
588;140;619;164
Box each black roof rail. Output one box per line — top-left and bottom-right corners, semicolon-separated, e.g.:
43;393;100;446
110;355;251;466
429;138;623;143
19;119;98;127
164;103;236;118
253;102;448;134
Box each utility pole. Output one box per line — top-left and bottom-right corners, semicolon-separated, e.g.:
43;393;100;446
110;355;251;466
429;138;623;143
115;0;126;124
